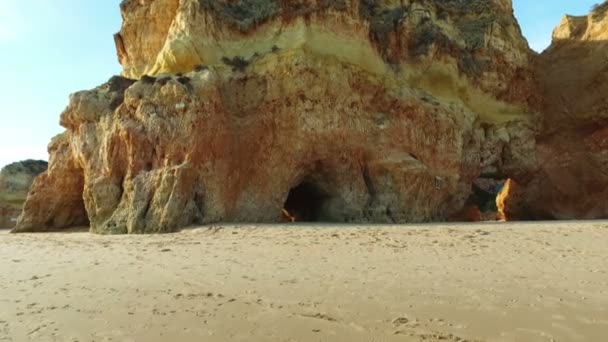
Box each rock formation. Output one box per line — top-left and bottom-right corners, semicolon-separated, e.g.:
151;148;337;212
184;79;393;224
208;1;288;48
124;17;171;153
12;0;606;233
0;160;47;228
499;2;608;220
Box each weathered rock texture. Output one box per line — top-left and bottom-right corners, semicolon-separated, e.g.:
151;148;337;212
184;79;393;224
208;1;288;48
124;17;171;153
14;0;605;233
0;160;47;228
499;3;608;220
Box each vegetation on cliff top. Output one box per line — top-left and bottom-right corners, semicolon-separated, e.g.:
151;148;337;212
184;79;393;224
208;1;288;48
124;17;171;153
198;0;348;31
591;1;608;20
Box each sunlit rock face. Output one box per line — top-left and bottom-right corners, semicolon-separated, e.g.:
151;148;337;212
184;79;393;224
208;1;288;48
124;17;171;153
499;3;608;220
117;0;538;109
15;0;544;233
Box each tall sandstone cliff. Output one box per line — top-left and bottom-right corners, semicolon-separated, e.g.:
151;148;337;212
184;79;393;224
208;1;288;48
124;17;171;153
12;0;605;234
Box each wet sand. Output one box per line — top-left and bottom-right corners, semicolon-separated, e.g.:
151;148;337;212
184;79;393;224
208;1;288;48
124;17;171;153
1;221;607;341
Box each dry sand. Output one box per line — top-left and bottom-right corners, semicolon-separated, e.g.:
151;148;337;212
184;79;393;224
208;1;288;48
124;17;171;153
1;221;607;342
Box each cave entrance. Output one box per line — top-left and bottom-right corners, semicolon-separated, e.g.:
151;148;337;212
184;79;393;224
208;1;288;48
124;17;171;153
283;181;330;222
449;176;507;222
471;176;507;221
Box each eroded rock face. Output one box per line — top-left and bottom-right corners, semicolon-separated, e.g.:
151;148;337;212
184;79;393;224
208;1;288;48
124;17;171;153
0;160;47;228
499;4;608;220
15;0;543;233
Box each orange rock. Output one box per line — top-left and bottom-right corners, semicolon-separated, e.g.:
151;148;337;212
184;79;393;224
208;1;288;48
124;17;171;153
281;209;295;223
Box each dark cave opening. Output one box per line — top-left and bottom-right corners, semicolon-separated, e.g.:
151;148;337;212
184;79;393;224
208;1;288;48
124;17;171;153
470;177;507;221
283;181;330;222
449;177;507;222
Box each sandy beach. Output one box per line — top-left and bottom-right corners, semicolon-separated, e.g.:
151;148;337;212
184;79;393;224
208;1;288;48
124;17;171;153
1;221;607;341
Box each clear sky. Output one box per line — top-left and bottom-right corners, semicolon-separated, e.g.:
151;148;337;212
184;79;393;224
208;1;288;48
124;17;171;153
0;0;601;168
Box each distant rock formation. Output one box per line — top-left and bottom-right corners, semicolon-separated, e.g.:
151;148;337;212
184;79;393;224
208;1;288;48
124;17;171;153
12;0;607;233
0;160;47;228
499;3;608;220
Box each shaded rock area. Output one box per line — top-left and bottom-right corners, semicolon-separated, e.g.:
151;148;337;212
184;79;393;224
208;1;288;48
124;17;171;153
498;3;608;220
12;0;608;233
0;160;47;228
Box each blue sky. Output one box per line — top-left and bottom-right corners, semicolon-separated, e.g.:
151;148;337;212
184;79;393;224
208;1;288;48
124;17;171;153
0;0;601;168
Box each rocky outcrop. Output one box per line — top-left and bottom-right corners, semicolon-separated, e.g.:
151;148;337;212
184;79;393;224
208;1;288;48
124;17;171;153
15;0;544;233
499;3;608;220
14;135;90;232
0;160;47;228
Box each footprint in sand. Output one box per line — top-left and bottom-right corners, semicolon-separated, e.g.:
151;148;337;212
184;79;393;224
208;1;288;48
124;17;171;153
392;317;410;326
298;313;338;322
